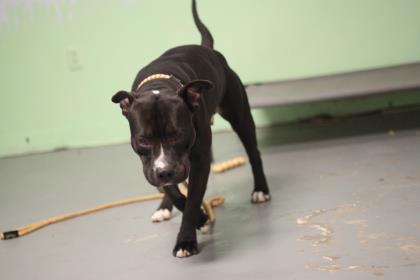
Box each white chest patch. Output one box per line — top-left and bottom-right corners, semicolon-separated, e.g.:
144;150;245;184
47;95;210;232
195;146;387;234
153;145;167;170
152;90;160;95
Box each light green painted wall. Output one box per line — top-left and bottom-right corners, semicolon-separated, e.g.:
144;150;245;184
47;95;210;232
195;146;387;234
1;0;420;157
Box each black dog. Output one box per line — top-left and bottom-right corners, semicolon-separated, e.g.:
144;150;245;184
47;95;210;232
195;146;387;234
112;0;270;258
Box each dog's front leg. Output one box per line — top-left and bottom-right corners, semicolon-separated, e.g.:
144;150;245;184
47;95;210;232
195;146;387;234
164;185;209;229
173;152;211;258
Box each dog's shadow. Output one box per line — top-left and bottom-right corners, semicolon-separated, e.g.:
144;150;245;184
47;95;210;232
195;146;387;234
190;183;278;263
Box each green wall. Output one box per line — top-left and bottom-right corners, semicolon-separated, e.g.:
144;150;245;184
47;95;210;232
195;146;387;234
1;0;420;157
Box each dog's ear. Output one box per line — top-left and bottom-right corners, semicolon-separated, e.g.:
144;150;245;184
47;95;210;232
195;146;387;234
111;91;134;115
178;80;213;110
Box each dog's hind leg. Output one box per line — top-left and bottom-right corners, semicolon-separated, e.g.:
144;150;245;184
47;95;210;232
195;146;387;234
218;69;270;203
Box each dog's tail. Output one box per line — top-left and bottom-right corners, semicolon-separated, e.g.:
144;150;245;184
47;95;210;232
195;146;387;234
192;0;214;49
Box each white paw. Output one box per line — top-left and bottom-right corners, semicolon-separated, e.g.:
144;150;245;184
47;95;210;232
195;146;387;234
199;224;210;234
175;249;191;258
151;209;171;222
251;191;271;203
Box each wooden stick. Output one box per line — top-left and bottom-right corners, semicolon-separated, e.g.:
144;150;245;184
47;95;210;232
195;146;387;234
1;183;225;240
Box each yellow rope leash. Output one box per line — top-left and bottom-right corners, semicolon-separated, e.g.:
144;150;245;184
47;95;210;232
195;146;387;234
1;156;244;240
212;156;246;173
0;186;223;240
1;193;163;240
178;181;225;224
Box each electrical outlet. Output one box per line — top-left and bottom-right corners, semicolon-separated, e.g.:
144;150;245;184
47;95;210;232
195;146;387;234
66;47;83;71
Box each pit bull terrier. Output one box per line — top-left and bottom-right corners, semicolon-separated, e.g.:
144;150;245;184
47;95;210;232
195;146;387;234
112;0;270;258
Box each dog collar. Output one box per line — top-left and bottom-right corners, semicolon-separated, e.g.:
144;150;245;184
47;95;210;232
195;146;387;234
137;74;183;91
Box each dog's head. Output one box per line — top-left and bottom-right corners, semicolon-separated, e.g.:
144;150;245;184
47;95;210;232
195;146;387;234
112;79;213;187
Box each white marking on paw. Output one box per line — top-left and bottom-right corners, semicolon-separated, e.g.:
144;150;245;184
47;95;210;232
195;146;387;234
200;224;210;234
153;145;168;171
175;249;190;258
151;209;171;222
152;90;160;95
251;191;270;203
176;249;184;258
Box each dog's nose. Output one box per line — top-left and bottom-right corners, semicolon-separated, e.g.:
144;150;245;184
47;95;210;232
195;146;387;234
156;167;174;181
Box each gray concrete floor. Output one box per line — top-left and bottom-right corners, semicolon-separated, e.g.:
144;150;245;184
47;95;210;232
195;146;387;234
1;111;420;279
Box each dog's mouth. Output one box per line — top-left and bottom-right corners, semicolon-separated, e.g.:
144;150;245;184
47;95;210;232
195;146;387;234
148;177;187;188
144;163;190;188
160;179;185;188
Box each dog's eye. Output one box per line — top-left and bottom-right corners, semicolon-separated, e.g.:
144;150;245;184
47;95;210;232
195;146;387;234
166;132;179;144
137;137;152;148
